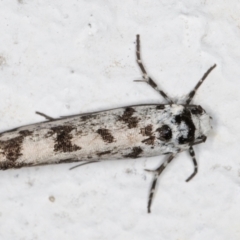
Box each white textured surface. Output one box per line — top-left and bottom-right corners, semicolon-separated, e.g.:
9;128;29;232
0;1;239;240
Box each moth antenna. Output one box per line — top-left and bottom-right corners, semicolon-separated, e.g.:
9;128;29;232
135;34;173;104
185;64;216;105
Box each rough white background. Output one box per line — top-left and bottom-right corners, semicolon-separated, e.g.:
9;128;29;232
0;1;239;239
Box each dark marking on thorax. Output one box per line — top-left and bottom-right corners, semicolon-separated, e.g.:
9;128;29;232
156;125;172;142
175;109;196;144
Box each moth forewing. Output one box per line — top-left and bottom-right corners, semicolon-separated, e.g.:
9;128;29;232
0;104;192;168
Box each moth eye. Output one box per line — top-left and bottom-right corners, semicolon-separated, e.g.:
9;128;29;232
190;106;204;115
156;125;172;141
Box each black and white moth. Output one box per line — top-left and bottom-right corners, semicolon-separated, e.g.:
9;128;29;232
0;35;216;213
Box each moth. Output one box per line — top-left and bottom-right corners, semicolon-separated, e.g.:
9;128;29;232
0;35;216;213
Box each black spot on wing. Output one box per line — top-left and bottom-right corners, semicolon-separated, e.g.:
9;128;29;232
0;130;33;162
97;128;115;143
48;126;81;153
0;136;24;162
140;125;155;145
19;130;33;136
142;136;155;145
118;107;139;129
124;147;143;158
156;105;165;110
140;124;153;136
0;161;34;170
81;114;96;121
97;150;111;157
58;158;79;164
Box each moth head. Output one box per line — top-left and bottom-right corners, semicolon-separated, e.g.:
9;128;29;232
190;106;212;143
155;105;212;147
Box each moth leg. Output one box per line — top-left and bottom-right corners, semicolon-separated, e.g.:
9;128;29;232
191;136;207;146
69;161;100;170
185;147;198;182
135;34;173;104
185;64;216;104
145;153;176;213
35;111;55;121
